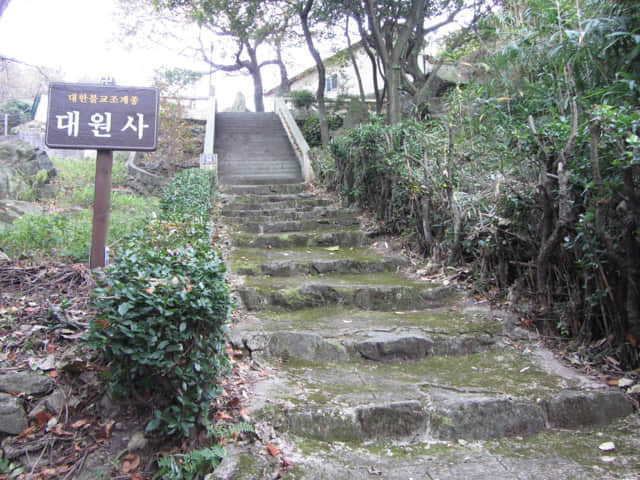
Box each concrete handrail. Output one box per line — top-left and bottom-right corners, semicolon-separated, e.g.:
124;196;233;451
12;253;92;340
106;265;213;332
274;96;314;182
201;96;218;176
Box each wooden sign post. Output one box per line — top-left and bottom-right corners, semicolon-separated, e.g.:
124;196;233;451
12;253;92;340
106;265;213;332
45;82;159;268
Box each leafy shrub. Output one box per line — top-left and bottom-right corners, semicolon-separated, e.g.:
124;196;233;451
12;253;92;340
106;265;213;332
302;115;344;147
88;169;231;437
88;244;231;436
290;89;315;109
160;168;215;220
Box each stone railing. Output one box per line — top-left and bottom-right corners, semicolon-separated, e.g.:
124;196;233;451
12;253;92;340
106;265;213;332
274;97;314;182
200;96;217;176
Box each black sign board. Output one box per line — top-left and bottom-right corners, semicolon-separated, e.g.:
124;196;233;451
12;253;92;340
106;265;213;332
45;82;159;151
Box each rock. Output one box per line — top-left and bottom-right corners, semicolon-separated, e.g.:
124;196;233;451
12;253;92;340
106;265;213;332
0;371;55;395
0;199;43;232
430;391;546;440
544;390;634;428
267;331;349;362
127;431;148;451
210;444;280;480
354;334;434;361
0;137;57;200
229;92;248;113
0;392;28;435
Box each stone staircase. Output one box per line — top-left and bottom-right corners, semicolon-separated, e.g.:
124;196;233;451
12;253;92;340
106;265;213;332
214;113;303;185
218;183;638;480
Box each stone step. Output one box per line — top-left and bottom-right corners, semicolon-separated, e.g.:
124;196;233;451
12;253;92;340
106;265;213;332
230;304;505;362
222;206;358;221
220;174;303;185
250;347;634;443
220;184;309;195
214;112;302;186
237;273;458;311
231;229;370;249
229;247;406;276
227;216;361;234
221;197;334;214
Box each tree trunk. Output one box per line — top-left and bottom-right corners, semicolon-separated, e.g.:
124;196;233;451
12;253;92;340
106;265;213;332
300;0;329;146
247;46;265;112
346;18;366;104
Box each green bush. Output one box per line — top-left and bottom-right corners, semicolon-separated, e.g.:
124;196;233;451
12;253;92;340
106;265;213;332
88;168;231;437
302;115;344;147
290;89;315;109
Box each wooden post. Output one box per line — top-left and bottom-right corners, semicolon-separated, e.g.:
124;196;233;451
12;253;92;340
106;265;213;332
90;149;114;269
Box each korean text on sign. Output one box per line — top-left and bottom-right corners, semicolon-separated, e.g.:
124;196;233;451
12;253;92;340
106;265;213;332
45;82;159;152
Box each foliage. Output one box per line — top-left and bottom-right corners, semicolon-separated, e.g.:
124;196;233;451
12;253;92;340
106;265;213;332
160;168;215;220
152;421;254;479
290;89;316;109
146;68;204;177
154;445;226;480
0;99;32;128
319;0;640;368
88;169;231;437
0;193;156;263
0;458;24;479
302;114;343;147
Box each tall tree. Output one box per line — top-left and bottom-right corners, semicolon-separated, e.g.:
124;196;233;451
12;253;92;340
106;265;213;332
342;0;484;123
154;0;291;112
296;0;330;146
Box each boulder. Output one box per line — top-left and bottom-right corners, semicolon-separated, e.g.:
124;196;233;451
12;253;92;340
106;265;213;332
0;393;28;435
0;371;55;395
0;136;57;200
0;199;43;232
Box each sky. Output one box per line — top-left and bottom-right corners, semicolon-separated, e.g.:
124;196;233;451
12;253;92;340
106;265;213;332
0;0;256;108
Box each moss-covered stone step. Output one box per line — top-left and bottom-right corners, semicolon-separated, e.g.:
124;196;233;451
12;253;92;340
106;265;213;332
220;183;309;195
250;349;634;443
227;216;361;234
237;304;503;335
222;192;322;204
222;206;359;222
236;329;499;363
229;421;640;480
229;247;406;276
222;197;333;214
231;229;370;249
231;305;505;361
237;273;458;311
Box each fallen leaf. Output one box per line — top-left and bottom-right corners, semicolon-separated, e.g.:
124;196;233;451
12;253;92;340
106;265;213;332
36;411;53;428
121;454;141;474
267;443;281;456
49;370;60;379
52;424;73;437
259;371;268;377
216;411;233;421
71;418;91;429
607;379;619;387
17;425;38;439
104;419;116;438
282;457;294;467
